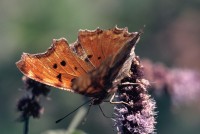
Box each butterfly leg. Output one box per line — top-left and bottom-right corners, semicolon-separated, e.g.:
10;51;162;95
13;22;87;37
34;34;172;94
120;82;140;85
98;105;114;118
120;79;150;90
109;93;131;106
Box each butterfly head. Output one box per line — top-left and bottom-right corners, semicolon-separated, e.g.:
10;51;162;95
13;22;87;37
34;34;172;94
90;90;113;105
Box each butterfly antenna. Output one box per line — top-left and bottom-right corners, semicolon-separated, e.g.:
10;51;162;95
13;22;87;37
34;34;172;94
139;25;146;35
55;98;93;123
98;105;114;119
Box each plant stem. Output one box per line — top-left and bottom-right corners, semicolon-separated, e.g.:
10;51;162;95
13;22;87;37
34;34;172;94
24;117;29;134
67;107;87;134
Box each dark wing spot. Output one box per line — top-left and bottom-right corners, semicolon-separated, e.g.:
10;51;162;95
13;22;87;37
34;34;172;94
60;60;66;66
85;58;90;62
74;67;78;70
98;56;101;60
53;63;57;69
87;55;93;59
56;73;62;82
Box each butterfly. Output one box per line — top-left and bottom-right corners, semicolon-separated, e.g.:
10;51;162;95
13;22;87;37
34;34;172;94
16;27;141;105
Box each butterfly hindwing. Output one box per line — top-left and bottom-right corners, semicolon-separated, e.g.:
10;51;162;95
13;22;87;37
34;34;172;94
72;56;114;97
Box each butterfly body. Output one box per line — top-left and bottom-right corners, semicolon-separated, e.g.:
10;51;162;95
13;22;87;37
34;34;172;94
16;27;140;105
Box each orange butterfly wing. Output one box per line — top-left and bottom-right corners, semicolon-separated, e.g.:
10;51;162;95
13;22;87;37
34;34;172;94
78;27;136;67
16;27;140;98
72;31;141;97
16;38;94;92
72;56;114;97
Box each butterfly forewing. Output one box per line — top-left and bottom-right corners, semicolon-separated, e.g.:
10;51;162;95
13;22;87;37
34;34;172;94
16;38;94;91
71;32;141;98
78;29;104;67
78;27;136;68
103;27;135;57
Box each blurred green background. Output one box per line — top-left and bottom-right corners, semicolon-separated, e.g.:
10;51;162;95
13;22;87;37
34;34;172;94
1;0;200;134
